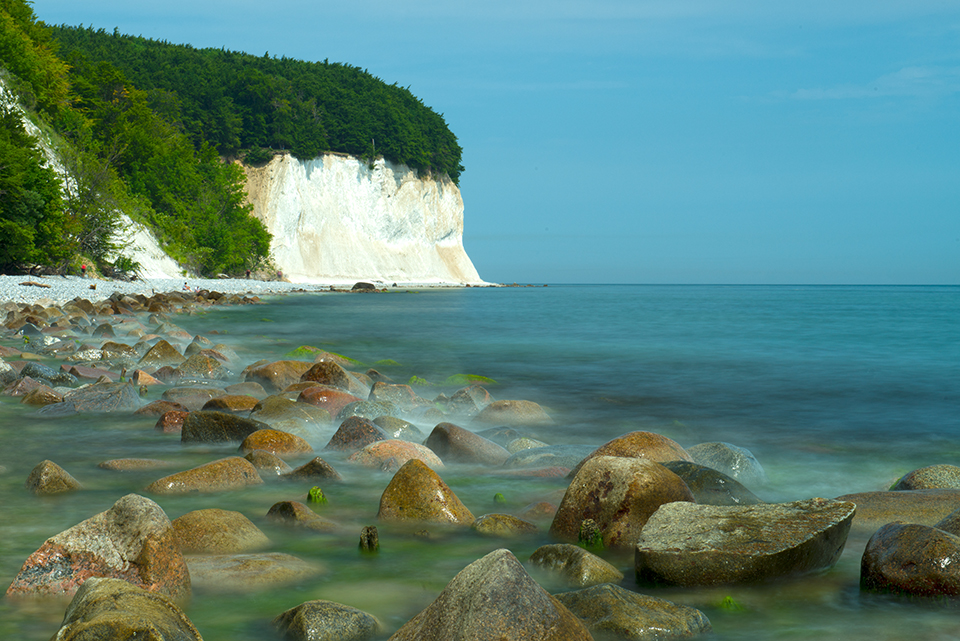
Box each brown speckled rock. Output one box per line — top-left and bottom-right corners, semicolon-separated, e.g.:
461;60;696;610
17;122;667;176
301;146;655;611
244;449;294;476
835;489;960;537
301;361;367;396
378;459;474;526
155;410;189;433
324;416;388;453
297;385;362;418
528;544;624;589
180;410;270;443
554;583;711;640
202;394;260;414
518;501;558;522
136;399;189;417
138;340;185;368
274;600;383;641
266;500;340;532
892;465;960;491
21;384;62;406
238;428;314;457
861;522;960;596
145;457;263;494
471;513;539;537
172;508;270;554
368;382;426;412
570;431;693;477
388;548;591;641
250;394;331;424
176;353;227;380
243;360;313;392
347;439;443;470
473;399;553;426
49;577;202;641
635;498;856;586
550;456;695;550
424;422;511;466
5;494;190;599
283;457;343;482
98;459;177;472
25;460;82;495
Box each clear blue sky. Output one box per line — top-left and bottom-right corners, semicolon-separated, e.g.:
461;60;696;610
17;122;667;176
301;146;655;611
33;1;960;284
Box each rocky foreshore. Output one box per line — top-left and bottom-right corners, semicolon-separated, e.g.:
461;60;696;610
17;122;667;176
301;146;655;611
3;288;960;640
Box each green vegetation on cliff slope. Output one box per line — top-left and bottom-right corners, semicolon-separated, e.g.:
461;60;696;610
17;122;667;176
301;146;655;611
50;25;465;184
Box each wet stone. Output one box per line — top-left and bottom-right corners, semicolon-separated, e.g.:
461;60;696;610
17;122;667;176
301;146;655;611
688;441;769;487
892;464;960;491
202;393;260;413
861;522;960;596
661;460;764;506
373;415;425;441
238;428;314;457
528;543;625;589
274;600;383;641
180;410;270;443
835;490;960;537
335;400;397;422
25;460;83;495
172;508;271;554
635;498;856;586
266;500;339;532
244;449;294;476
282;457;343;482
504;444;596;470
471;513;540;537
377;459;474;526
155;410;189;433
347;439;443;470
424;422;511;466
145;456;264;494
324;416;388;453
570;431;693;477
244;360;314;392
186;552;324;592
473;399;553;426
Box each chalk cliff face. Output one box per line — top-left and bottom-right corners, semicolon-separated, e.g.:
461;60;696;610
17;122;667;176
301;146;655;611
241;153;484;285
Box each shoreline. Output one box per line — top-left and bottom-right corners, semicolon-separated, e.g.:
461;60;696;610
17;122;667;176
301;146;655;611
0;274;498;307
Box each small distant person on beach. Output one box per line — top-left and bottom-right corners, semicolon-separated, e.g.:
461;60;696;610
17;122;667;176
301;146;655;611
277;270;283;281
246;269;250;279
80;264;86;278
183;282;190;291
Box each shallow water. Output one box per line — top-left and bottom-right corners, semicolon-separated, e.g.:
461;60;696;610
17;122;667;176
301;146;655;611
1;284;959;639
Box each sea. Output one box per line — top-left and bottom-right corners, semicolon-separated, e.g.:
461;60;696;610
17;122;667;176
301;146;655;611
1;284;958;639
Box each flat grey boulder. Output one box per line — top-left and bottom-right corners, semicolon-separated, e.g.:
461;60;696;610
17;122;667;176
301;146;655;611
388;548;592;640
275;599;383;641
861;522;960;596
554;583;711;640
635;498;855;586
49;577;202;641
528;543;624;589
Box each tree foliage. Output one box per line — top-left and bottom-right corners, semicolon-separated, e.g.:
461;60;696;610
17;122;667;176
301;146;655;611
49;26;465;183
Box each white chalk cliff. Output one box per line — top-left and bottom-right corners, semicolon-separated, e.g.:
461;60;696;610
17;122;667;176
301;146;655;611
241;153;484;285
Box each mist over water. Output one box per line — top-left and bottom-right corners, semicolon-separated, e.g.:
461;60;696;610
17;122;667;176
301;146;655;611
2;284;958;639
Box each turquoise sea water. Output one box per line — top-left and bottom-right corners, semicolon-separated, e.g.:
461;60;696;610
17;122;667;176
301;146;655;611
1;284;959;639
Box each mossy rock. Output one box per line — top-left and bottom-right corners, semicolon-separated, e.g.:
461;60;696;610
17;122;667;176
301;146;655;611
443;374;498;386
408;376;433;387
284;345;323;358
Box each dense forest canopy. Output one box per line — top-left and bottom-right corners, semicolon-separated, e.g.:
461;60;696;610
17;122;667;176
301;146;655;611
50;26;465;184
0;3;463;276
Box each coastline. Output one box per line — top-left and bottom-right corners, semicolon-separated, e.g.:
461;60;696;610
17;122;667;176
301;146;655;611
0;274;497;307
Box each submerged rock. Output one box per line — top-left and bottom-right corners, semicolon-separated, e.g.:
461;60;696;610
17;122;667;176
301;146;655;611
25;459;82;495
275;600;383;641
377;459;474;526
282;457;343;482
471;513;539;537
172;508;271;554
145;457;264;494
835;489;960;536
347;439;443;470
661;460;764;506
6;494;190;599
180;410;270;443
187;552;323;591
245;449;294;476
266;500;340;533
243;359;314;392
687;441;769;487
570;431;693;477
389;548;591;640
473;399;553;426
550;456;695;549
324;416;388;453
238;428;314;457
49;577;202;641
503;444;596;470
528;544;624;589
424;422;511;465
554;583;711;640
635;498;855;586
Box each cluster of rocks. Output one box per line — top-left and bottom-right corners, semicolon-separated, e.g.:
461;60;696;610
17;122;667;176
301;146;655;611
6;290;960;640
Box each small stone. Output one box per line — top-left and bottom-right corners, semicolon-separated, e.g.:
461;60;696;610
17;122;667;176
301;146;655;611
473;399;553;426
283;457;343;482
172;508;271;554
266;500;340;532
274;600;383;641
528;544;624;589
377;459;474;526
239;428;314;457
25;460;82;495
471;513;539;537
145;456;264;494
245;449;294;476
359;526;379;553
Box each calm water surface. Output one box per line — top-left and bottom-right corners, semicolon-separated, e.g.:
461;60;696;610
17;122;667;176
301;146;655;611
1;285;958;639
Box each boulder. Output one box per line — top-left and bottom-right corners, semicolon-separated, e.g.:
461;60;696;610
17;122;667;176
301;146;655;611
861;522;960;596
135;399;189;416
98;458;176;472
25;459;82;495
39;382;143;415
145;457;264;494
373;415;425;441
424;422;511;466
368;382;426;412
835;489;960;536
238;428;314;457
20;384;62;406
570;431;693;477
244;360;314;392
550;456;695;549
336;400;397;422
176;353;228;380
138;339;185;368
377;459;474;526
180;410;270;443
473;399;553;426
6;494;190;599
187;552;323;591
266;500;339;533
389;548;591;640
554;583;711;640
202;394;260;414
660;460;764;506
48;577;202;641
892;464;960;490
275;600;383;641
528;543;624;589
172;509;271;554
635;498;856;586
155;410;189;433
252;394;331;423
324;416;388;453
300;361;367;396
471;513;539;537
282;457;343;482
687;441;768;486
245;449;294;476
347;439;444;470
504;445;597;470
297;385;362;417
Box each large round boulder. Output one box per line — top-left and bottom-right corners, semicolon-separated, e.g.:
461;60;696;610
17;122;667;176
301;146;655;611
347;439;443;470
180;410;270;443
861;522;960;596
570;431;693;477
5;494;190;599
892;464;960;491
389;548;591;641
550;456;695;549
145;457;264;494
377;459;474;526
172;508;271;554
424;422;511;466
